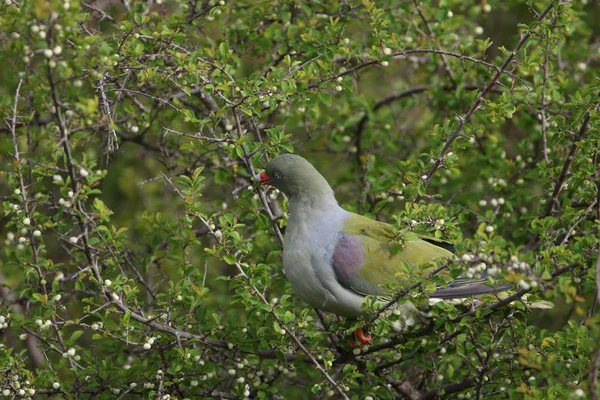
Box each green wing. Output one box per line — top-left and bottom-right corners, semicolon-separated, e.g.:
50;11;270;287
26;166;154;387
334;214;510;298
335;214;454;296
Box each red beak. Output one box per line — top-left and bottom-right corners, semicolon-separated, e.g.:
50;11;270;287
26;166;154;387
255;171;272;184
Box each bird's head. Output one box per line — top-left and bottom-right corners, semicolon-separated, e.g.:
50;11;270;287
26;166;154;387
255;154;333;200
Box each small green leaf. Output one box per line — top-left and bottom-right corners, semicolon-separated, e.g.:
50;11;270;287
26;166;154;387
69;330;84;345
223;254;237;265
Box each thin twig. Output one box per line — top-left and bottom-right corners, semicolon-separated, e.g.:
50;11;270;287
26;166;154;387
416;1;556;200
412;0;457;87
234;261;349;400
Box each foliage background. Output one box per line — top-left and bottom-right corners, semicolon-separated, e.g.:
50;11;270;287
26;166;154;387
1;0;599;398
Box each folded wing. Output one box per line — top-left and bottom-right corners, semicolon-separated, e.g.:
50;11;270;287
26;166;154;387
332;214;510;298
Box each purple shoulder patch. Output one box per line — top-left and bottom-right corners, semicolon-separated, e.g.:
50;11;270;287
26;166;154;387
332;233;364;278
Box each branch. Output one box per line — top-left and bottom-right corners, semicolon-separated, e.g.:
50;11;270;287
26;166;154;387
365;263;450;329
416;1;556;200
422;377;476;400
412;0;457;87
591;347;600;400
544;102;597;217
233;261;349;399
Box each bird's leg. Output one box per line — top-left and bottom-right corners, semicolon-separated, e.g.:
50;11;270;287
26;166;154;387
351;327;372;347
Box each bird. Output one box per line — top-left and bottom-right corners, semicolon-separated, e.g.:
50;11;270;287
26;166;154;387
255;154;510;345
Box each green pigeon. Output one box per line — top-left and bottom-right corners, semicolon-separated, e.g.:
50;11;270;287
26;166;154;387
256;154;510;344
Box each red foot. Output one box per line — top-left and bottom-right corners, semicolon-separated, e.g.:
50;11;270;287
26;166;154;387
350;327;372;348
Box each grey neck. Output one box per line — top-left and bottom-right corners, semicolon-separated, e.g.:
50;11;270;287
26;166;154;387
288;186;337;213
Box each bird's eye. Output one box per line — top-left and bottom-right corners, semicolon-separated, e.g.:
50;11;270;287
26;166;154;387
273;172;282;179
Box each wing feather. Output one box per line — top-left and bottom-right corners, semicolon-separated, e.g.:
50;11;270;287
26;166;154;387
331;213;509;299
331;215;453;296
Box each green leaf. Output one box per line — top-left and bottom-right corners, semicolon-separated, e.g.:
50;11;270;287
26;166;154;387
69;330;84;345
318;92;331;105
223;254;237;265
123;311;131;327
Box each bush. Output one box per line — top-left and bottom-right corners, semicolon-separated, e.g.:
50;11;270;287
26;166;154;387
1;0;599;399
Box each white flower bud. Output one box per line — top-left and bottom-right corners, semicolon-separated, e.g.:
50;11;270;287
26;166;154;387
43;49;54;58
518;280;531;290
143;343;151;350
79;168;89;177
474;26;484;35
53;46;63;55
69;237;78;244
23;217;31;225
485;225;494;233
381;61;389;67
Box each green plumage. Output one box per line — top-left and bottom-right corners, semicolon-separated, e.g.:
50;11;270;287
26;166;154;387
341;214;454;294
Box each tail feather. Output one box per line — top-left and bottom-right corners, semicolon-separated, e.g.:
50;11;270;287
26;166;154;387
432;282;512;299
